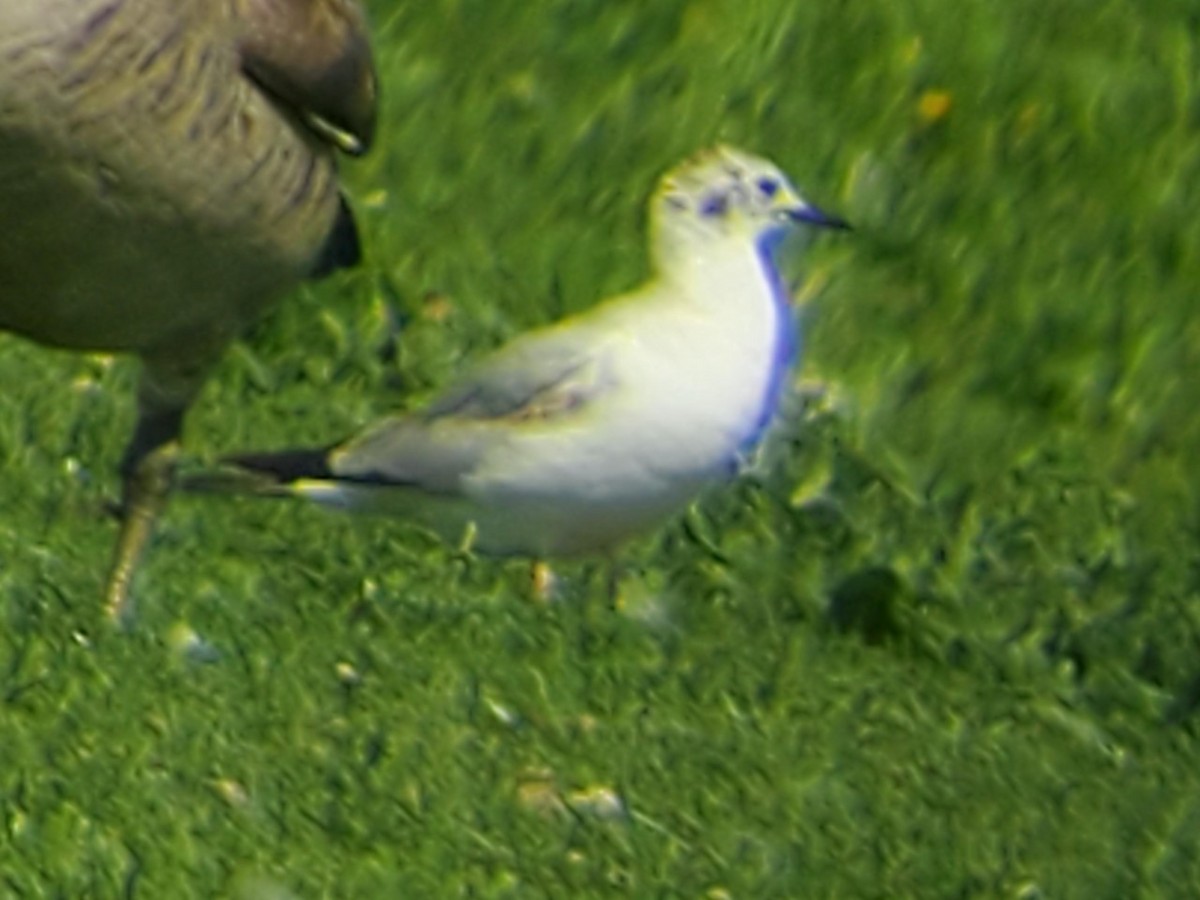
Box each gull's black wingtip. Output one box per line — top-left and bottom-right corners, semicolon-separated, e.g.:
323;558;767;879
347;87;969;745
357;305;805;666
224;448;335;484
177;448;331;496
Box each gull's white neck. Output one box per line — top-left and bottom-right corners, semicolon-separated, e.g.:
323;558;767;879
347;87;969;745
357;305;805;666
654;230;786;317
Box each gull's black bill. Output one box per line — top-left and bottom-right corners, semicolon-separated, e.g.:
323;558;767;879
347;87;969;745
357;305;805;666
787;203;852;231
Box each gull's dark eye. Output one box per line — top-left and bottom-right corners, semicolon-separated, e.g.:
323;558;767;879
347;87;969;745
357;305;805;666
756;177;780;198
699;192;728;217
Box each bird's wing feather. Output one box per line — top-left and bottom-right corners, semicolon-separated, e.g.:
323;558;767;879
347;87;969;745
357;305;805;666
330;316;624;492
423;316;620;420
329;418;501;493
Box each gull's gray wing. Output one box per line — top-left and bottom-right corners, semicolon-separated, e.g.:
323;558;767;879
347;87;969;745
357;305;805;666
421;314;622;419
330;316;624;491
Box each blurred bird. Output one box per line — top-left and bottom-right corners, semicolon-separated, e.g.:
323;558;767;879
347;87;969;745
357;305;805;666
184;146;847;574
0;0;378;620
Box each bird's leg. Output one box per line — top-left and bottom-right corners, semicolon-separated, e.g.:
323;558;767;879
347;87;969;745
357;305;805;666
529;560;559;601
455;520;479;557
104;360;203;625
603;554;623;611
104;407;183;625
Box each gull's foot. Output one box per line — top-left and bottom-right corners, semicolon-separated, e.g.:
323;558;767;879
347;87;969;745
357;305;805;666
530;560;559;602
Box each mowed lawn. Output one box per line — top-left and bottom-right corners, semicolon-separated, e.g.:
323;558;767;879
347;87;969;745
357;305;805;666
3;0;1199;895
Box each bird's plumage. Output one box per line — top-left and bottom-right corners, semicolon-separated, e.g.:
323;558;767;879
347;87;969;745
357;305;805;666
0;0;378;617
192;146;846;559
0;0;376;356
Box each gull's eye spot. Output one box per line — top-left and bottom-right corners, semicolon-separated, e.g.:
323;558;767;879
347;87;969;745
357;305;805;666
664;193;689;212
699;192;728;217
756;176;780;198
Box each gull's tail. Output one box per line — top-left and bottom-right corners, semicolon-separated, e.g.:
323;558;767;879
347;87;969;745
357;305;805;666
177;448;334;496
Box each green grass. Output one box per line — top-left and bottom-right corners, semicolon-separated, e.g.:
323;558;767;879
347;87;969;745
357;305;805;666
4;0;1200;895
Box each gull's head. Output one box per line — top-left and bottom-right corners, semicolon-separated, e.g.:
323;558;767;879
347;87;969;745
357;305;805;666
651;145;848;262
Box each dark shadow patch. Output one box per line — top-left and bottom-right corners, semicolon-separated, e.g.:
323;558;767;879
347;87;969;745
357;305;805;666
827;565;903;645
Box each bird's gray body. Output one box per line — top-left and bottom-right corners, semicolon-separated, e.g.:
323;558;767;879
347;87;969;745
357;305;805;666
0;0;365;369
0;0;377;617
